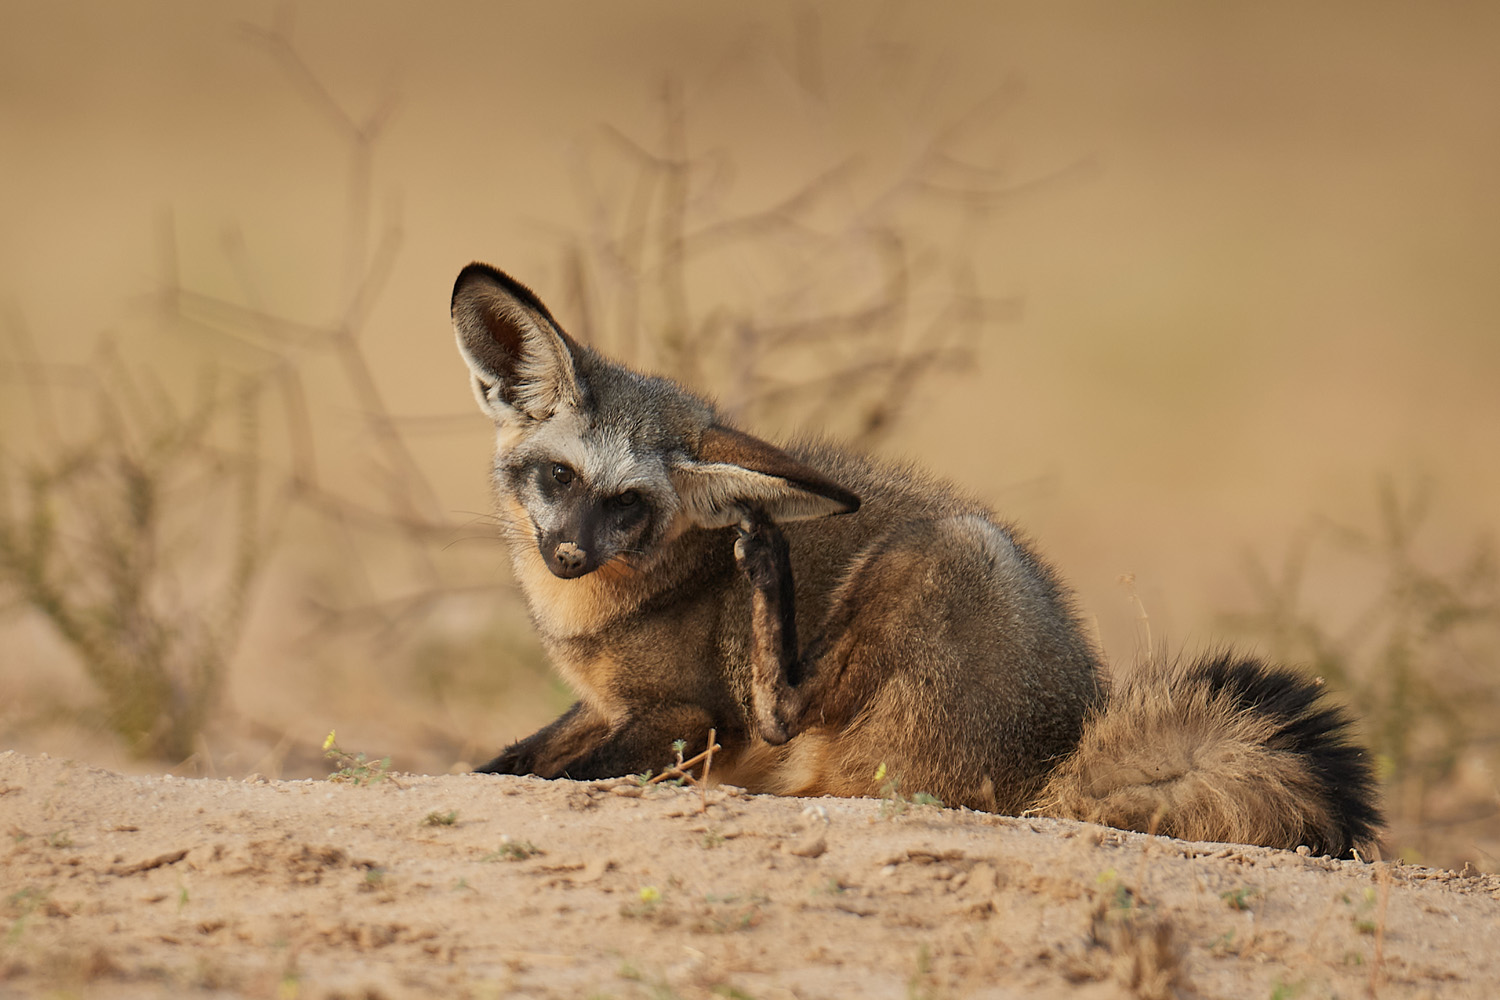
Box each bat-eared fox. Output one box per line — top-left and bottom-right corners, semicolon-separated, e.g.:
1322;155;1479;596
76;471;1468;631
451;262;1381;858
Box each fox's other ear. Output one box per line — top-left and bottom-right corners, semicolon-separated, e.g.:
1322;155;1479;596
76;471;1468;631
671;425;861;528
451;263;582;423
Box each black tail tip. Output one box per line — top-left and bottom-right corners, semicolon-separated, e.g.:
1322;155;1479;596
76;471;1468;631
1190;652;1384;859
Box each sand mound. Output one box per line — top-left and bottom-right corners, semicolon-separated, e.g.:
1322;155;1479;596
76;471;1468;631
2;751;1496;998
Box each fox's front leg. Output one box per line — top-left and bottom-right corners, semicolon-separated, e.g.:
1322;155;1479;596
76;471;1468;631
477;700;717;780
735;508;811;745
476;701;607;776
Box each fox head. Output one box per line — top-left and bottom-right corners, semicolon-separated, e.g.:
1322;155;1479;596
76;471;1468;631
451;263;859;579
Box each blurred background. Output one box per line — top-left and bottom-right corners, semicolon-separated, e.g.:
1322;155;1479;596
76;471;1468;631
3;1;1497;870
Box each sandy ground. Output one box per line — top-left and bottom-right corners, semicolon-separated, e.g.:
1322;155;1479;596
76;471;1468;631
2;752;1497;1000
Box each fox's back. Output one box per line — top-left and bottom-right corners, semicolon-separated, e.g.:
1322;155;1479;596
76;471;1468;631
780;440;1099;674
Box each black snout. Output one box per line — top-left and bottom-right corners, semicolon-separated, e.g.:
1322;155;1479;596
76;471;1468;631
545;539;594;579
535;486;643;580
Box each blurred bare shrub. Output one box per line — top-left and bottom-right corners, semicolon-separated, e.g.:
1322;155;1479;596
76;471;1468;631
555;97;983;445
1226;480;1500;867
545;43;1080;444
163;15;455;632
0;331;279;760
1;14;452;766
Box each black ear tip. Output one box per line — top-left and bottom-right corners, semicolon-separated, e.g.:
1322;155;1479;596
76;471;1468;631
453;262;503;303
800;482;859;517
451;264;559;328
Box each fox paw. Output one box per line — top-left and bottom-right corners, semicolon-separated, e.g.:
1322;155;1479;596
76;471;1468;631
474;744;535;776
734;512;788;589
755;703;796;746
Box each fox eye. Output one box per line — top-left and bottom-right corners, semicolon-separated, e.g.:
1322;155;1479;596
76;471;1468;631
551;463;575;486
612;490;639;509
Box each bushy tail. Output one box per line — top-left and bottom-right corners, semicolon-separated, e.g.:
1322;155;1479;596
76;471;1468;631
1035;652;1381;857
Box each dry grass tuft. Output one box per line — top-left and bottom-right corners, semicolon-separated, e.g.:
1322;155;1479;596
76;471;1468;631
1067;877;1184;1000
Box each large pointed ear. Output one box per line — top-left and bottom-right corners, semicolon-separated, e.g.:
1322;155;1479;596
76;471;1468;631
671;425;861;528
451;263;582;423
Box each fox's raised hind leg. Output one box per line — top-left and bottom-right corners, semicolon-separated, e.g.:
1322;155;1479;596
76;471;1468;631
734;508;811;745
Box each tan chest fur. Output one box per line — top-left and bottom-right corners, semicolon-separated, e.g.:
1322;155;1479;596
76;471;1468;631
499;497;646;640
502;498;702;642
511;545;641;639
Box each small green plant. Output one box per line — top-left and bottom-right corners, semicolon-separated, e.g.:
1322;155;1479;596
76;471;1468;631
906;943;937;1000
1091;870;1158;934
699;829;726;849
1268;978;1303;1000
615;961;687;999
45;829;74;849
5;886;50;944
711;987;757;1000
1220;886;1260;911
632;733;722;794
1351;887;1380;935
481;838;541;862
422;810;458;827
640;739;694;787
875;763;944;819
322;730;391;786
1208;929;1238;956
692;892;768;933
1103;879;1138;917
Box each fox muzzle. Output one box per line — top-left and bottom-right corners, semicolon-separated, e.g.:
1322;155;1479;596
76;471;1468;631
544;539;596;579
534;489;652;580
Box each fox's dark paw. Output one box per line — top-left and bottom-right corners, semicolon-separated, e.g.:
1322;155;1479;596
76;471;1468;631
751;678;807;746
475;744;535;776
755;706;795;746
734;510;789;590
